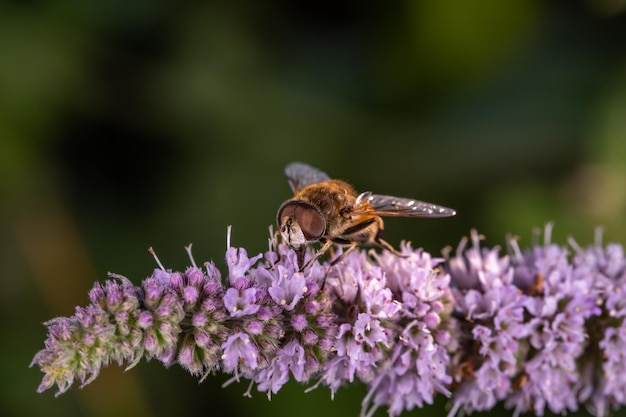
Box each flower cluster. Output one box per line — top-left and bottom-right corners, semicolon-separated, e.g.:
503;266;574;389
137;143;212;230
445;225;626;417
31;226;626;417
323;245;454;417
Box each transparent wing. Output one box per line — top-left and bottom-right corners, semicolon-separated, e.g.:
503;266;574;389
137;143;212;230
284;162;331;193
353;192;456;218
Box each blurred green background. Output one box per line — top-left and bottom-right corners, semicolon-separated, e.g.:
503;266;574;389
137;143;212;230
3;1;626;416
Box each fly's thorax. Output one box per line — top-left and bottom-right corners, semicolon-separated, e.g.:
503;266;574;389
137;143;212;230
295;179;357;221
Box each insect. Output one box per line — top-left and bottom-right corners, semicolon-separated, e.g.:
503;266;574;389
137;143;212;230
276;162;456;269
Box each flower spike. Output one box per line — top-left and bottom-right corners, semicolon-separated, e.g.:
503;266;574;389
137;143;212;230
31;226;626;417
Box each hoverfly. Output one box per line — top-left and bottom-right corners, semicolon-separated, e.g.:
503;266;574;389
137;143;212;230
276;162;456;269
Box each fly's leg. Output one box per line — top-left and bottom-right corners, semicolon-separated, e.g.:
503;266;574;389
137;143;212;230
329;241;358;267
299;238;334;272
318;241;359;290
373;228;408;258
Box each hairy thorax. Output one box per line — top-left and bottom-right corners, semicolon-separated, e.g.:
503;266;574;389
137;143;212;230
293;180;368;238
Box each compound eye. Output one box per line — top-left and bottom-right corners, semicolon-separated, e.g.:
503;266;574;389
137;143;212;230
277;201;298;228
277;201;325;242
294;204;325;241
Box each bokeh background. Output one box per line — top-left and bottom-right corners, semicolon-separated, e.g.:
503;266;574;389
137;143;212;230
3;1;626;416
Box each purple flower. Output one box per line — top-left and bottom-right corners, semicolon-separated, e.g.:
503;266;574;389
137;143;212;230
221;332;259;374
353;313;388;347
267;266;307;311
223;287;260;317
226;247;262;286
